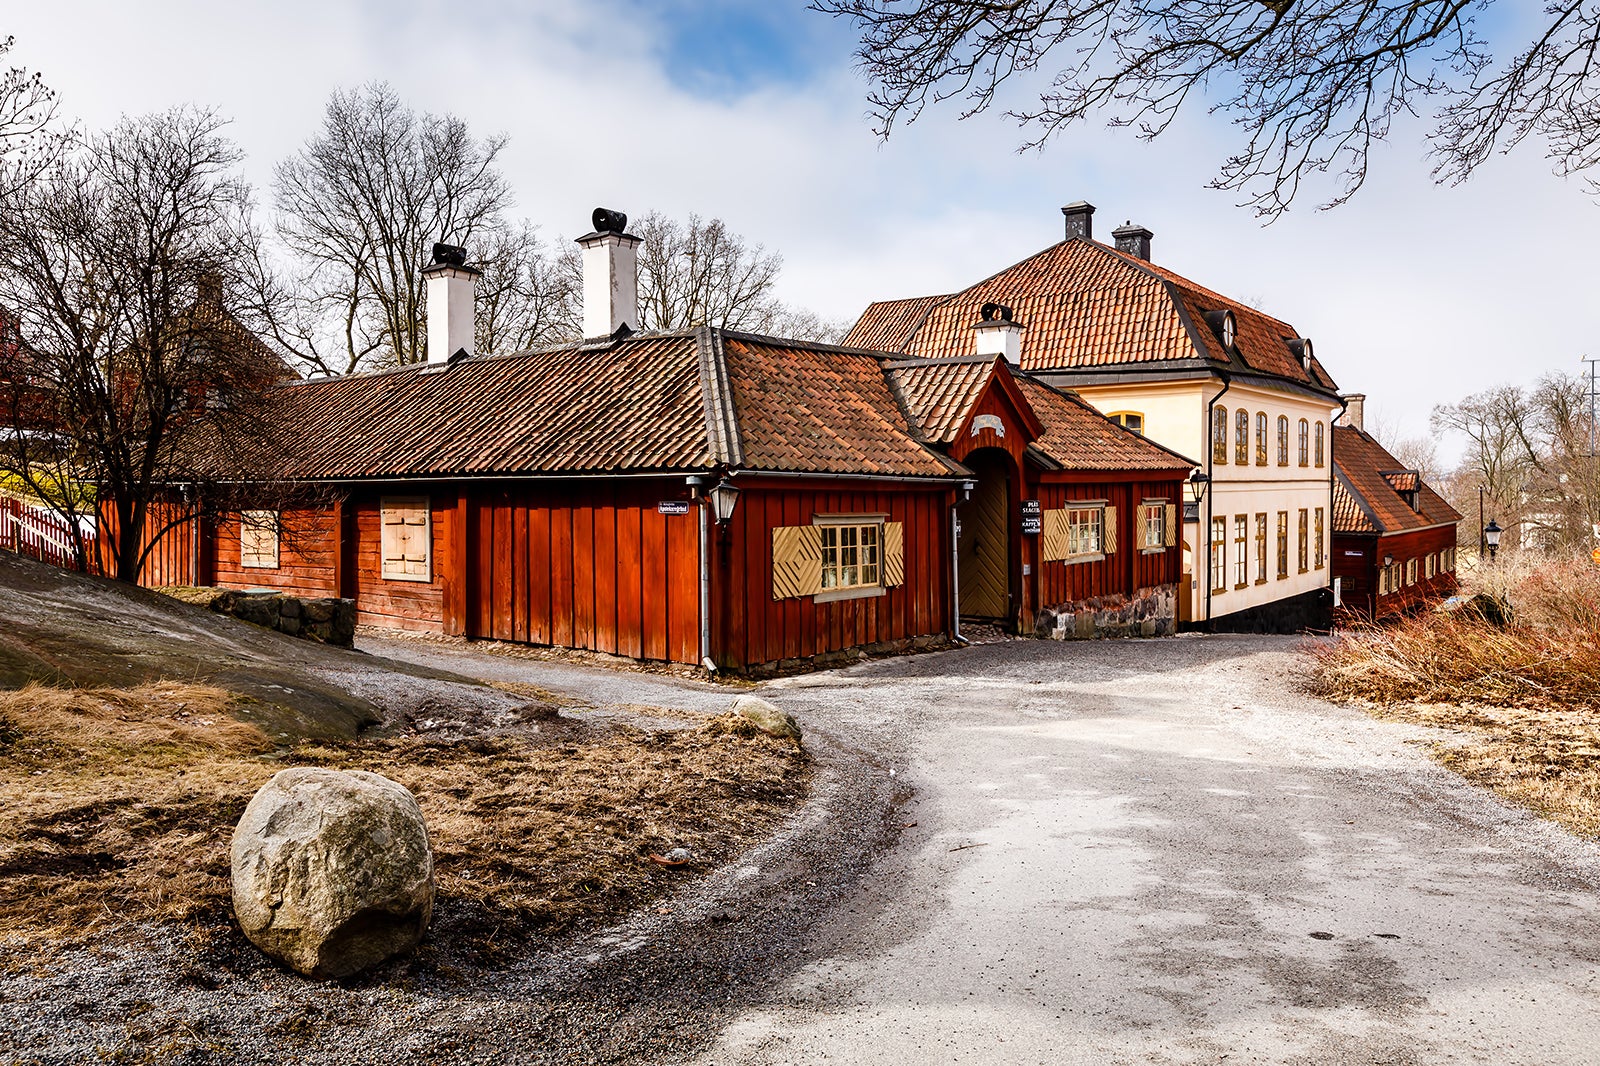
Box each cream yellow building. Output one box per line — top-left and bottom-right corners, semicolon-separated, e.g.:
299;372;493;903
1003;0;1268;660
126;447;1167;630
847;202;1343;630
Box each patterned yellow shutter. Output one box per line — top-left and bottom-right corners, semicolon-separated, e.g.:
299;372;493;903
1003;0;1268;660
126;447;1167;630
1164;503;1177;547
882;522;905;587
1103;505;1118;554
1040;508;1069;562
772;525;824;600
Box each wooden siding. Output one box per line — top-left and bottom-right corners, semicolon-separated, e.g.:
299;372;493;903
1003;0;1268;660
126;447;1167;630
1333;524;1458;618
350;492;450;632
213;508;339;599
463;481;703;665
1032;476;1182;611
98;499;198;586
715;480;952;670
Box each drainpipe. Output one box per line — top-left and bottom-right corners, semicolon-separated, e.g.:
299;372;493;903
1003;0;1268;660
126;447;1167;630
1203;373;1231;628
689;475;716;674
1329;394;1348;623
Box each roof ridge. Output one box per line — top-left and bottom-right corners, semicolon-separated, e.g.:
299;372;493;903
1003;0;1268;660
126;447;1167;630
696;327;742;467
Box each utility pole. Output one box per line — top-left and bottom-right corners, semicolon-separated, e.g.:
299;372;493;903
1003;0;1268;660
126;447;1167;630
1584;354;1598;458
1585;355;1599;553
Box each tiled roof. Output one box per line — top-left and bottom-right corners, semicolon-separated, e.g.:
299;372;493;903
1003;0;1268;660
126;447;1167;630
844;295;955;353
884;357;995;444
721;333;961;477
1014;376;1194;472
885;355;1193;472
1332;425;1462;535
273;329;960;481
847;238;1339;394
1382;470;1419;493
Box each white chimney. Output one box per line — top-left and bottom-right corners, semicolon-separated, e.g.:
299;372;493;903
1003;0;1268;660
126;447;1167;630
422;243;480;363
973;302;1024;364
1340;392;1366;431
577;207;642;339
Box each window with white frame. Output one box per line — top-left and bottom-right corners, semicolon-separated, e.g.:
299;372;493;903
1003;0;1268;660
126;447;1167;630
1139;500;1167;551
1406;558;1417;586
381;497;432;581
1067;506;1104;557
240;510;279;569
820;522;880;591
1425;553;1436;579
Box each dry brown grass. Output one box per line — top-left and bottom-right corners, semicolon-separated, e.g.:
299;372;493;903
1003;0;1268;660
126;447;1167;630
0;681;809;964
1313;555;1600;838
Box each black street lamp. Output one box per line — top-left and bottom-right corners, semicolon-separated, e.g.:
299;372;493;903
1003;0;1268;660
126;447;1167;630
710;478;741;526
1187;470;1211;503
1484;519;1503;561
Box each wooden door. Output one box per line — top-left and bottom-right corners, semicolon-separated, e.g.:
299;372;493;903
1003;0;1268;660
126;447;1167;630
959;454;1010;619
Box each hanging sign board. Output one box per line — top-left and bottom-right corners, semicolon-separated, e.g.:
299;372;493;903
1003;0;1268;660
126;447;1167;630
1021;499;1041;535
657;501;691;515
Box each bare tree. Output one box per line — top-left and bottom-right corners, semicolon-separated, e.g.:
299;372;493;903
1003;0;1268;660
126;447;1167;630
474;220;580;354
0;35;63;195
1366;408;1442;484
0;108;306;582
272;84;512;372
813;1;1600;218
603;210;843;342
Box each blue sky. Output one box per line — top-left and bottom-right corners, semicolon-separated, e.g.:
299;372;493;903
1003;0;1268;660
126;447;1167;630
6;1;1597;458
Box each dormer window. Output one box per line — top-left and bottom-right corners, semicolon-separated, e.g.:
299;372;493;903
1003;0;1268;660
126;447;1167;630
1203;309;1238;351
1288;337;1314;370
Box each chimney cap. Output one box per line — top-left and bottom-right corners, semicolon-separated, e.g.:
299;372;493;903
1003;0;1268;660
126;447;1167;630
431;242;468;267
1061;201;1095;216
979;302;1014;323
1061;201;1096;241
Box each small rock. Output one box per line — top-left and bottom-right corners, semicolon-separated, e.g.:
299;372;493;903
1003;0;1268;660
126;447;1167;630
731;695;802;742
231;768;434;980
663;847;692;864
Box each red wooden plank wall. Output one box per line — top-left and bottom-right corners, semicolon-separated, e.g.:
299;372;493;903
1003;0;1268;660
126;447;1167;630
100;499;195;587
465;481;703;665
350;493;450;632
213;508;339;599
715;481;952;670
1034;476;1182;609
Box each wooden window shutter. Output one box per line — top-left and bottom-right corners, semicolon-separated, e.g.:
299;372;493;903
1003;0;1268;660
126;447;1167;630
771;525;824;600
882;521;906;587
381;498;431;581
1103;505;1118;554
1164;504;1177;547
1040;508;1069;562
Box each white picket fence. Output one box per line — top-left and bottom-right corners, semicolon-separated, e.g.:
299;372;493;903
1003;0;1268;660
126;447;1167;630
0;496;98;572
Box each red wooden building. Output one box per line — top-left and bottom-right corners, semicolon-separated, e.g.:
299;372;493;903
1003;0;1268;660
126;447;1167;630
120;215;1197;672
1330;416;1462;618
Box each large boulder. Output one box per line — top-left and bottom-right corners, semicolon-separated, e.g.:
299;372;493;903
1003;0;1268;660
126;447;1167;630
231;768;434;980
731;695;802;742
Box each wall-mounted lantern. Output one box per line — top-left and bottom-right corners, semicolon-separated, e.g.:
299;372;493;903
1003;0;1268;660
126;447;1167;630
710;478;741;525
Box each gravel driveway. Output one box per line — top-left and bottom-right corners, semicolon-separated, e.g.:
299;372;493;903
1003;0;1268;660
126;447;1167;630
8;632;1600;1064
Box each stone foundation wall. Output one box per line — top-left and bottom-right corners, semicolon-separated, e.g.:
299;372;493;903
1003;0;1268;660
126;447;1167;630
1033;583;1177;640
160;586;357;647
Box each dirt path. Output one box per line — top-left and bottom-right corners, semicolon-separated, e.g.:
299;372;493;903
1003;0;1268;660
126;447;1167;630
7;630;1600;1064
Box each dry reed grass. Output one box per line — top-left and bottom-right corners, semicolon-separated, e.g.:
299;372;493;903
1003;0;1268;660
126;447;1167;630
1313;554;1600;838
0;681;809;963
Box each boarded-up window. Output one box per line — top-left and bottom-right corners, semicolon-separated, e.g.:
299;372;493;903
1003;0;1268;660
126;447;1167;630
381;497;432;582
773;518;904;600
240;510;279;569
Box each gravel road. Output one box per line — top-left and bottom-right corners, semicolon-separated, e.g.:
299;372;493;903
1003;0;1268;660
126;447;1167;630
6;631;1600;1064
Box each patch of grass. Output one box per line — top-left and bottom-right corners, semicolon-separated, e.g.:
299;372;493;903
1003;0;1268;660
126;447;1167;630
0;680;809;964
1313;555;1600;838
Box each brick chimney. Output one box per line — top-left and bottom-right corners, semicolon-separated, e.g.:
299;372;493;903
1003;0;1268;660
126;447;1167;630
1061;201;1095;241
1340;393;1366;431
1112;222;1153;261
973;302;1023;364
576;207;642;339
422;243;480;363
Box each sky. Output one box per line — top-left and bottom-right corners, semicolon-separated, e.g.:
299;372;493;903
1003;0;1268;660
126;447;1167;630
6;1;1597;457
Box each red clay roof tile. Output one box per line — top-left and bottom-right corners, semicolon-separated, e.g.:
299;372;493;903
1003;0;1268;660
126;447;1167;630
1333;425;1461;535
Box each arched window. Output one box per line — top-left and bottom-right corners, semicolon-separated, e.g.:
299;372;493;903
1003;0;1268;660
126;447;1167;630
1235;408;1250;465
1108;411;1144;435
1298;418;1310;466
1277;416;1289;466
1255;412;1267;465
1314;421;1325;467
1213;405;1228;464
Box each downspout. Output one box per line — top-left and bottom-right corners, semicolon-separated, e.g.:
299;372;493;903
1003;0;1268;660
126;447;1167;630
1203;372;1231;628
951;493;968;644
1330;395;1349;624
688;475;716;675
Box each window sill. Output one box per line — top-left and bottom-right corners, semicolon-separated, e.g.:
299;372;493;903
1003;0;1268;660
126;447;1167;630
1298;568;1309;575
382;572;433;583
1054;552;1106;566
1233;582;1248;591
1255;578;1267;586
1140;546;1165;555
815;585;887;604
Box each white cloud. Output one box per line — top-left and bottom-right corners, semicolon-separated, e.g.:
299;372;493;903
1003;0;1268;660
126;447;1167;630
7;1;1597;461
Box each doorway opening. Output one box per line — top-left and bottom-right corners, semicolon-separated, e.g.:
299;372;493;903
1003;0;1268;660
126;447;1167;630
958;448;1013;623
